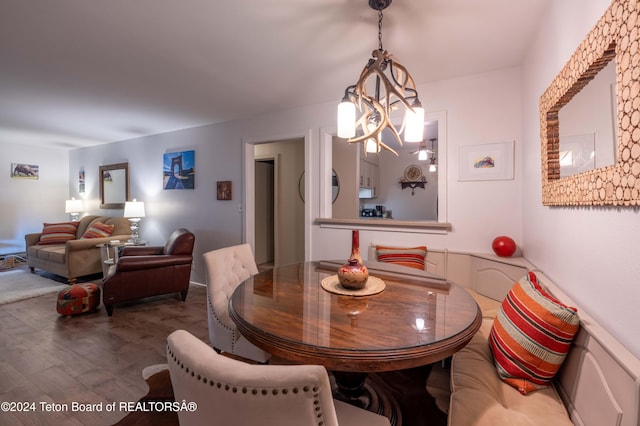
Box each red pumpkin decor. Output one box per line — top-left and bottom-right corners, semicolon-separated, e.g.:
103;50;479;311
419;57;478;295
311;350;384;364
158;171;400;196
492;236;517;257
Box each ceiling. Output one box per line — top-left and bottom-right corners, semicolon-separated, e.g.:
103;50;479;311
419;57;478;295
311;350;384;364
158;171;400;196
0;0;551;150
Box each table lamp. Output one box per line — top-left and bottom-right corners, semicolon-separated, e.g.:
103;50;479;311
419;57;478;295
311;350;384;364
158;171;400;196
124;199;145;244
65;197;84;222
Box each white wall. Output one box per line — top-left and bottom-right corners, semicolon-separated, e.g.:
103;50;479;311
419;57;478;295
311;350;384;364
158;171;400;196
375;149;438;220
332;136;359;219
62;67;524;289
70;125;249;284
521;0;640;358
68;102;331;283
0;141;69;255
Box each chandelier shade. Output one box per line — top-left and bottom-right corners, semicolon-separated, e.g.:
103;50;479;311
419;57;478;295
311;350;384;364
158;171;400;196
337;0;424;155
428;138;437;172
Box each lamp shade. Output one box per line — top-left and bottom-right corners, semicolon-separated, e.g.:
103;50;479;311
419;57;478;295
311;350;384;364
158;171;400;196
65;198;84;213
124;199;145;218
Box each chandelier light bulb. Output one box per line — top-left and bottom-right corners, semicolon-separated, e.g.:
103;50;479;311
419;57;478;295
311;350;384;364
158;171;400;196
337;101;356;138
404;105;425;143
418;150;428;161
365;139;379;153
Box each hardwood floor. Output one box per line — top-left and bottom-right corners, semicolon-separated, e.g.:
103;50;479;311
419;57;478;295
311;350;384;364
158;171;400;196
0;282;209;426
0;273;447;426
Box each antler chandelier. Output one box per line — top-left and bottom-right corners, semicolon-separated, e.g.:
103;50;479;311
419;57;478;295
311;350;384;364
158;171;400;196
337;0;424;155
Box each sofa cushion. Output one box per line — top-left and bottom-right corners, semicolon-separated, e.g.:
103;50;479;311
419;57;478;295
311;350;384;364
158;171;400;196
39;222;79;245
466;288;502;315
81;222;115;239
489;272;579;394
449;318;573;426
375;245;427;270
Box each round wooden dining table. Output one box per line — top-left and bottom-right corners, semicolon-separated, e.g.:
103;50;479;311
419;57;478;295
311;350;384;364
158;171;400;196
229;261;481;425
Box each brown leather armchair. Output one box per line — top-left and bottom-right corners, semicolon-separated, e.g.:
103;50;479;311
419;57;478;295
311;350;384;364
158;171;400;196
102;228;195;316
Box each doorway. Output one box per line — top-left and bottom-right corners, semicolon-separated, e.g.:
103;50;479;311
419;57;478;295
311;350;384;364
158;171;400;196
254;158;275;269
250;138;305;269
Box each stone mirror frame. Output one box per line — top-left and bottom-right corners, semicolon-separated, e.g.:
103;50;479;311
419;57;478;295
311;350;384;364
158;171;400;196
540;0;640;206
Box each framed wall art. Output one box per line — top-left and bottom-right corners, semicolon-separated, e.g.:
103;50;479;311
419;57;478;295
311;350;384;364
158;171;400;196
458;141;514;181
163;150;195;190
79;167;85;193
217;181;232;200
11;163;39;179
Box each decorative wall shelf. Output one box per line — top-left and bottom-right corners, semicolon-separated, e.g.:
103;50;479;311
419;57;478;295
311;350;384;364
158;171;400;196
400;181;426;195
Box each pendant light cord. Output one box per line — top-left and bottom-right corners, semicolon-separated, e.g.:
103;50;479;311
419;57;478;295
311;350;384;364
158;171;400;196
378;10;384;51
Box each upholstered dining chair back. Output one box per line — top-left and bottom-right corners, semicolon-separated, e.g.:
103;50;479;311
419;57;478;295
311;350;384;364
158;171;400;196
203;243;271;363
166;330;390;426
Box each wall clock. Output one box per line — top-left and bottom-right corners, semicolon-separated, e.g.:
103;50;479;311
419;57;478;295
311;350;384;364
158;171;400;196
404;165;423;182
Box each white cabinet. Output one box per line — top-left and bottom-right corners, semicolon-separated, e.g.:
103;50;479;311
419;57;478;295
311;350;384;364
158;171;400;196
359;159;379;197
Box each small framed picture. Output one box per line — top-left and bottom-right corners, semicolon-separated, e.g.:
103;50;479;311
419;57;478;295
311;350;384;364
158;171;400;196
11;163;39;179
458;141;514;181
217;181;232;200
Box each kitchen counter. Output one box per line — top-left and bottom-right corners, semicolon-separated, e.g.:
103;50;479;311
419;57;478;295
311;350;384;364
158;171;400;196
315;217;452;233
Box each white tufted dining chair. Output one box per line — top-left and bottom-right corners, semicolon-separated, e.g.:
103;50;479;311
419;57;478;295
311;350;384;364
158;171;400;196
203;243;271;363
166;330;390;426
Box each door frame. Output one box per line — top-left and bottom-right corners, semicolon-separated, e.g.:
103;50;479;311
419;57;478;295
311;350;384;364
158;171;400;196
243;129;314;262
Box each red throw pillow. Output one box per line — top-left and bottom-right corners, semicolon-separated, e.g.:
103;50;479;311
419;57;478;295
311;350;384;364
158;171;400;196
39;222;79;245
81;222;115;239
375;245;427;270
489;272;579;394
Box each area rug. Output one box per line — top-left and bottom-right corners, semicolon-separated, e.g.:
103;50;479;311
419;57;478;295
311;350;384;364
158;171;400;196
0;267;68;305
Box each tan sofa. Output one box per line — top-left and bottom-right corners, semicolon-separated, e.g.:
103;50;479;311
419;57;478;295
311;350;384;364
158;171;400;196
25;215;131;283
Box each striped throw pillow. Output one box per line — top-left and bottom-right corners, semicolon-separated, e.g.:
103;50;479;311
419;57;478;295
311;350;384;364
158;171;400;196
81;222;115;239
39;222;79;245
375;245;427;270
489;272;579;394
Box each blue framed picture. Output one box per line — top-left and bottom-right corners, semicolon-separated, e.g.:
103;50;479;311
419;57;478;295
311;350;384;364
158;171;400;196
163;150;195;190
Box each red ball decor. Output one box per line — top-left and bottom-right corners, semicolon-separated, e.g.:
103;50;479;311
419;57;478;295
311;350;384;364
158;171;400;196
492;236;517;257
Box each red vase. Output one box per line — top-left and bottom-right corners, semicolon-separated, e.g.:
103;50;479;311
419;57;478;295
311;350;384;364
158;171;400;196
337;230;369;290
349;229;363;263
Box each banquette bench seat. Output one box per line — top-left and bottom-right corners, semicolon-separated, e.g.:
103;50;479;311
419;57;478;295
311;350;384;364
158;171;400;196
368;245;640;426
447;305;574;426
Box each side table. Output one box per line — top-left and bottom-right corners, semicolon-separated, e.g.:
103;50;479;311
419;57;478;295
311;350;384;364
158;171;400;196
98;241;125;278
98;241;149;279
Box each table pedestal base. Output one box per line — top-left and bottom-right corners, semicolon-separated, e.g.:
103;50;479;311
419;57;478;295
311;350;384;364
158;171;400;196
331;371;402;426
